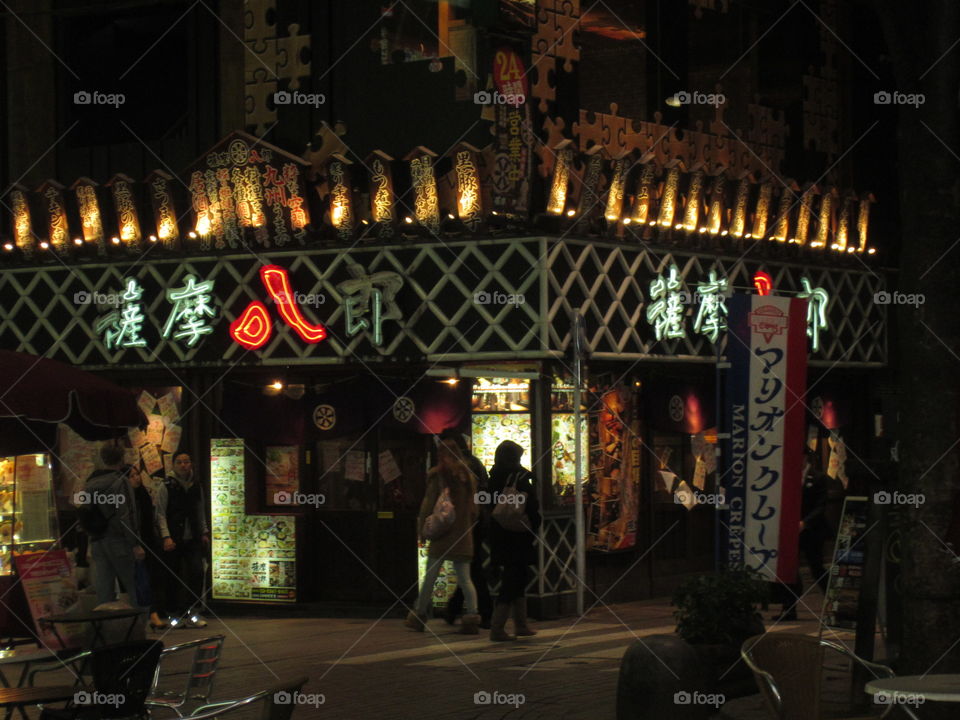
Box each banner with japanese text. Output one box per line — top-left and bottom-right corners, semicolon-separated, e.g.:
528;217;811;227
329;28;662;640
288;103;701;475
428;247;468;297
723;295;807;583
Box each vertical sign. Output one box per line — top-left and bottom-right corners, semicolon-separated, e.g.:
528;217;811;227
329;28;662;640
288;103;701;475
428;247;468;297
822;496;869;630
723;295;808;583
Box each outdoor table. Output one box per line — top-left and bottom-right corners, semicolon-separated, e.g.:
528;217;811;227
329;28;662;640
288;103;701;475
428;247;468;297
865;675;960;718
0;685;77;717
0;648;77;720
38;608;145;650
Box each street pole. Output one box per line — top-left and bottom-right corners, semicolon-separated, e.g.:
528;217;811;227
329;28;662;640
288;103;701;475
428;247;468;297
573;311;586;616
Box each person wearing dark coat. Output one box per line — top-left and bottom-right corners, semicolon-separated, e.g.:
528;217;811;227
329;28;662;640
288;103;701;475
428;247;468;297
778;450;832;620
487;440;542;641
126;465;168;630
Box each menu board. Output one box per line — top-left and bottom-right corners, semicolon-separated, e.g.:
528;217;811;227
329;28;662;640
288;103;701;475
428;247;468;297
823;496;869;630
14;550;84;649
471;413;532;472
210;439;297;602
265;446;299;506
551;414;588;503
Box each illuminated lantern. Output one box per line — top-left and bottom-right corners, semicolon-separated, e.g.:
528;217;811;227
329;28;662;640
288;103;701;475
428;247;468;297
8;184;36;259
705;173;727;235
753;271;773;296
106;174;142;251
546;140;574;216
835;192;856;252
682;169;704;232
815;188;836;250
259;265;327;343
795;184;817;246
857;193;874;253
366;150;396;239
36;180;71;255
729;176;751;238
71;177;106;254
657;164;681;229
630;162;657;226
604;152;629;224
574;147;605;223
229;301;272;350
751;182;772;239
325;152;355;241
771;180;798;242
451;142;483;232
405;146;440;235
145;170;180;251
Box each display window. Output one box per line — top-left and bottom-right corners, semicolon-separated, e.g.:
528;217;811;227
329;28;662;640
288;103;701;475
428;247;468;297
470;377;532;471
550;376;589;506
0;454;59;576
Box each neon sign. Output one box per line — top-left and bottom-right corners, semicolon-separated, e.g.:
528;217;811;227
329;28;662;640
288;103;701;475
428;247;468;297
336;264;404;348
798;277;829;352
162;275;218;347
646;263;686;341
95;279;147;350
693;270;729;343
753;271;773;296
229;301;272;351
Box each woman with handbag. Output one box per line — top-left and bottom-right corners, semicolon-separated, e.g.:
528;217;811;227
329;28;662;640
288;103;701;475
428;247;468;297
488;440;541;641
405;436;481;634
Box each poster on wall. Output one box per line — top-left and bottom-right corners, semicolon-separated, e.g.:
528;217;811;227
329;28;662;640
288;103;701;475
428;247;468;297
722;295;808;583
14;551;84;649
587;386;639;552
210;439;296;602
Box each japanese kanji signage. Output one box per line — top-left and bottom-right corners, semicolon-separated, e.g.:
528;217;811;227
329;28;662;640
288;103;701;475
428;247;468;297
723;295;808;583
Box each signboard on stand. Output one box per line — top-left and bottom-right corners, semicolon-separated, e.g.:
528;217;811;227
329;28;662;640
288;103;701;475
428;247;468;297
14;550;84;649
723;295;808;583
823;496;869;630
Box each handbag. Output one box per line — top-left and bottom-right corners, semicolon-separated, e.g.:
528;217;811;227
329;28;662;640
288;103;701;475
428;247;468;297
491;472;531;532
423;486;456;540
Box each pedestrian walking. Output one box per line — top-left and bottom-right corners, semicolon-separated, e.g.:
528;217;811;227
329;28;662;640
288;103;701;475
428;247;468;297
125;465;168;630
487;440;541;641
80;446;144;607
406;435;481;634
777;449;832;620
154;452;210;628
440;430;493;629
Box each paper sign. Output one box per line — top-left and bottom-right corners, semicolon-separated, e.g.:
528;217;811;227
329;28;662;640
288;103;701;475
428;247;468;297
675;480;697;510
140;443;163;476
693;457;707;491
123;448;140;468
161;423;182;455
692;433;708;461
379;450;402;484
807;424;819;451
158;393;179;423
128;427;146;449
163;453;174;478
138;390;157;416
658;470;677;493
146;415;165;447
344;451;365;482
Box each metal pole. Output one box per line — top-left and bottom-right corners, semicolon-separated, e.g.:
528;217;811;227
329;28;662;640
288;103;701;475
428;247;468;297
573;312;586;616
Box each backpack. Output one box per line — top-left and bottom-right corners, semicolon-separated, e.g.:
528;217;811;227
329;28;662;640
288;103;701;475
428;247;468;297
76;498;110;538
491;471;531;533
422;486;456;541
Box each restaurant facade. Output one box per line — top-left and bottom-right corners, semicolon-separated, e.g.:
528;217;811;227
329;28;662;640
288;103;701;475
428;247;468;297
0;120;888;616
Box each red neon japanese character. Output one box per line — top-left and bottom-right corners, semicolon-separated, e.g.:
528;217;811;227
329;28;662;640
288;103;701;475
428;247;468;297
229;301;272;350
260;265;327;342
753;271;773;296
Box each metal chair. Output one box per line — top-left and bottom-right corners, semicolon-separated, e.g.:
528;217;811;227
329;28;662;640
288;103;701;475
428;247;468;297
177;677;309;720
147;636;224;716
741;633;914;720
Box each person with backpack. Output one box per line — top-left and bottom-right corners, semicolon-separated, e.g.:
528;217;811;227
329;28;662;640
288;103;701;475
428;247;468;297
80;446;144;606
487;440;541;641
405;435;480;634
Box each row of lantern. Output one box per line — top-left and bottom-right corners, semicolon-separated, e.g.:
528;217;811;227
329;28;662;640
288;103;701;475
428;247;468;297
1;136;875;261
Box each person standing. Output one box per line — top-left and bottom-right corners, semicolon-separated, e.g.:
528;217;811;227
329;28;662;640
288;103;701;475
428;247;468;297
405;436;481;634
777;450;832;620
440;430;493;629
155;453;210;628
126;465;167;630
82;446;144;606
487;440;541;641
